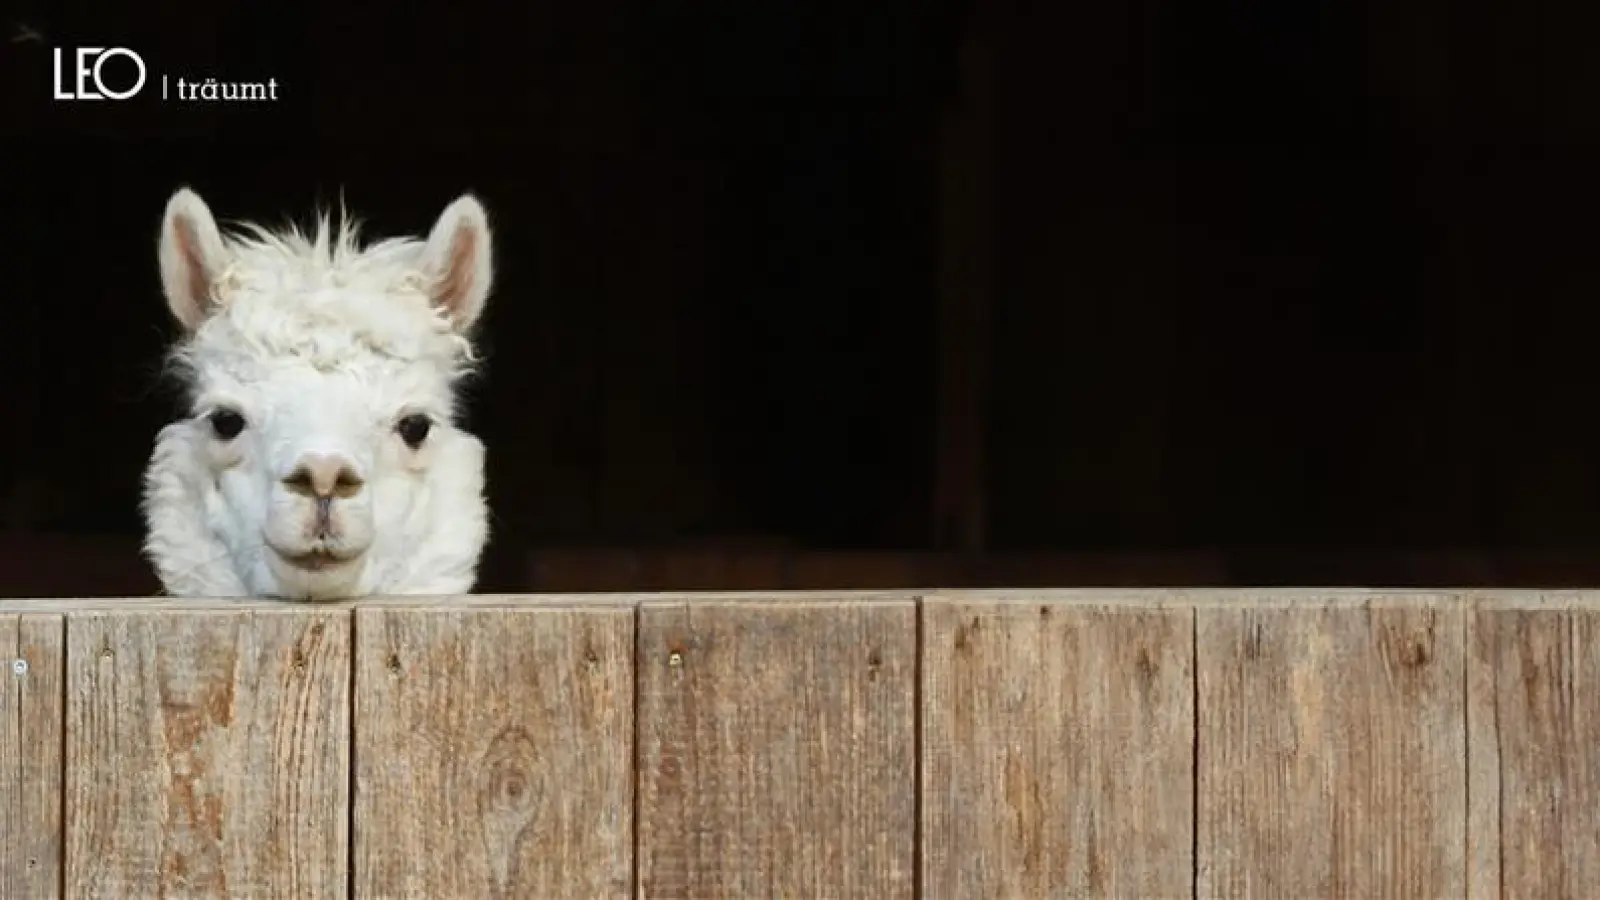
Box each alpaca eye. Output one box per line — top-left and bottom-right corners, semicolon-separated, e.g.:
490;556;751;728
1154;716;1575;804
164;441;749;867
208;408;246;441
396;413;432;449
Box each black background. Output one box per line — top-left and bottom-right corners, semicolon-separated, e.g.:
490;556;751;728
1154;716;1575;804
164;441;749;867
4;0;1600;593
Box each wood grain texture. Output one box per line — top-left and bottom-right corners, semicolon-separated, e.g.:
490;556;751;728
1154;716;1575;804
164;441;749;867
1197;598;1466;899
64;610;350;899
920;597;1194;898
1468;603;1600;899
1;613;64;899
352;606;634;899
636;599;916;899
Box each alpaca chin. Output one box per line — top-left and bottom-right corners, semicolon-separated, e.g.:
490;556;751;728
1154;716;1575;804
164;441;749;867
265;555;367;601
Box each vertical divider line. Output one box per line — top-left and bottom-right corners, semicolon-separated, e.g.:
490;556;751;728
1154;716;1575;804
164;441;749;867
1190;605;1200;900
1494;607;1506;900
630;599;642;899
1460;593;1471;900
912;594;924;900
56;613;69;900
347;608;359;900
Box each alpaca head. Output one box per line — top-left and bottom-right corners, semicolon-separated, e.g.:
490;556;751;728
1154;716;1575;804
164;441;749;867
142;188;494;600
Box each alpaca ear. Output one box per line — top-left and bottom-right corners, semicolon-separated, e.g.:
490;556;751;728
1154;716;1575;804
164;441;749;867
158;188;232;332
419;194;494;330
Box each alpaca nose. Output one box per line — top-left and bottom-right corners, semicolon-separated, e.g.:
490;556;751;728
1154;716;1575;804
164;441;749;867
283;452;365;499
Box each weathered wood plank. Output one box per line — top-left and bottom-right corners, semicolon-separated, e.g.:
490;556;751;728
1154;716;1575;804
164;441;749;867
636;599;916;899
11;586;1600;614
920;596;1194;897
63;609;350;899
352;606;634;899
1468;601;1600;899
1197;598;1466;898
1;613;64;899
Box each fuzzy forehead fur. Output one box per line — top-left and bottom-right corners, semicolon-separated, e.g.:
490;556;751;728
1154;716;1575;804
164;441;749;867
170;213;477;392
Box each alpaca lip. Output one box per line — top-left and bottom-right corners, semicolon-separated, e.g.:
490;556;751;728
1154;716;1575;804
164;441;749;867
275;548;354;572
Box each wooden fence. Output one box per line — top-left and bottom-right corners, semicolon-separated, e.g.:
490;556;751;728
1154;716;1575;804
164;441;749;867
1;589;1595;899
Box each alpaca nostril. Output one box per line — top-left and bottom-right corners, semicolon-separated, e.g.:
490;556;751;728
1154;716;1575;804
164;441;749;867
283;454;365;499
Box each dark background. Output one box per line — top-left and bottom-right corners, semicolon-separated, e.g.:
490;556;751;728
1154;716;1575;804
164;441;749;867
3;0;1600;595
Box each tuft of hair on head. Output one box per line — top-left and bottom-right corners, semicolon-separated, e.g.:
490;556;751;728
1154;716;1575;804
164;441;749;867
417;194;494;332
157;187;234;333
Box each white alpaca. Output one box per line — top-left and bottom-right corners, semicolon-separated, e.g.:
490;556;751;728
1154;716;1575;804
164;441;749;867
141;188;494;600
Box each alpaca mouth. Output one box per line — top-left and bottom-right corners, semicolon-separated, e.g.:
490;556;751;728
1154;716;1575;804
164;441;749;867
274;547;356;573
